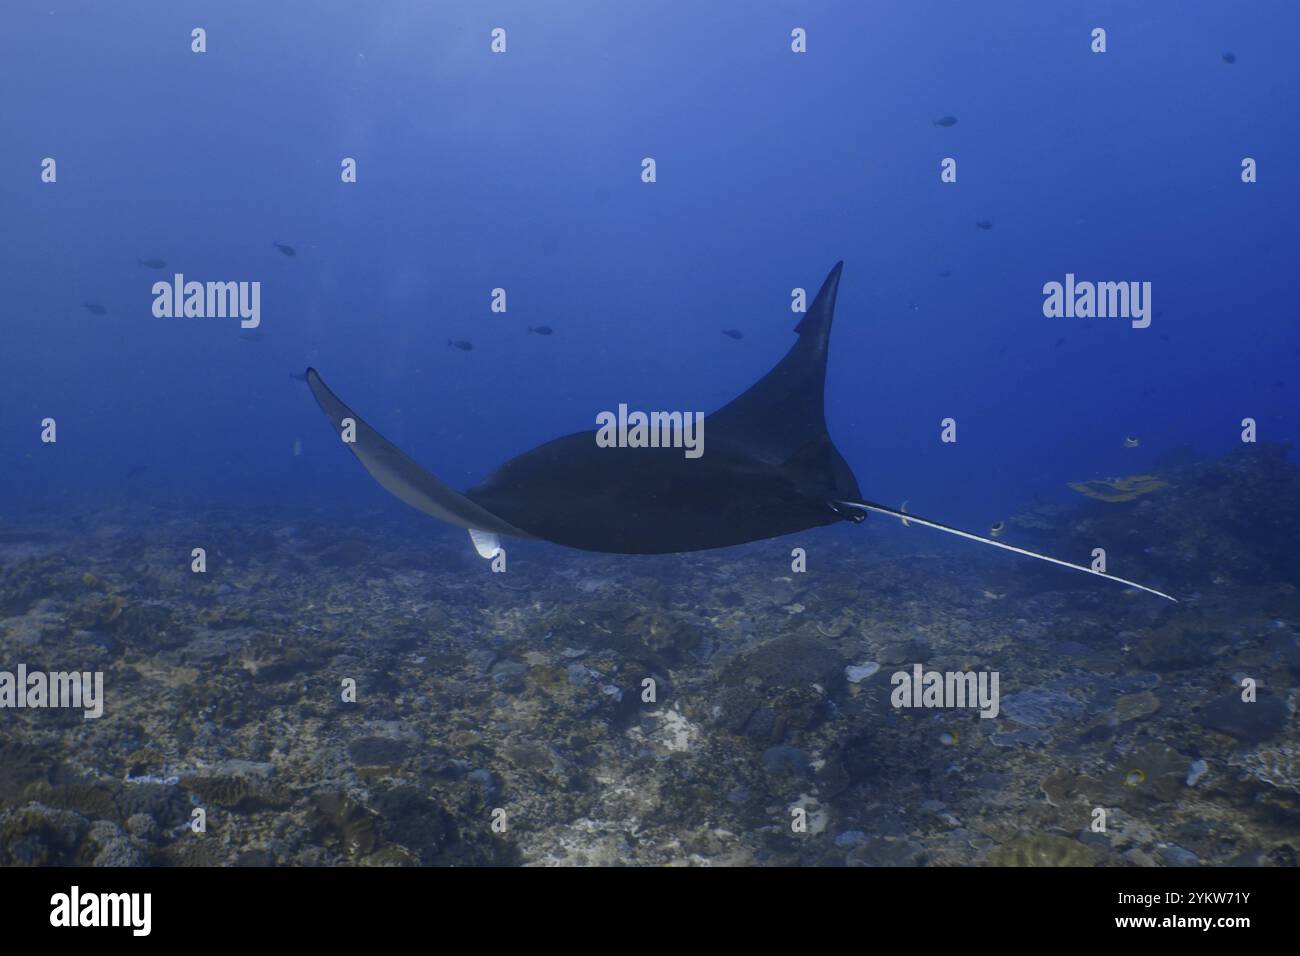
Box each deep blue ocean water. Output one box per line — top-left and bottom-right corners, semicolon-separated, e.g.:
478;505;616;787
4;3;1300;885
3;0;1297;545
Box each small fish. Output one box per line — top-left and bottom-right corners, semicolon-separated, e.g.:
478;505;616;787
721;329;744;340
975;219;993;230
1054;337;1065;348
1124;436;1141;448
988;521;1005;539
938;269;953;278
1159;334;1170;342
289;371;308;382
528;325;554;336
137;257;166;269
272;240;297;256
292;439;303;457
1221;52;1236;64
126;465;149;479
83;303;107;315
448;339;473;351
933;115;958;127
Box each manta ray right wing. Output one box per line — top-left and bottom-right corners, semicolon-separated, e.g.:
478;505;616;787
305;368;534;544
835;499;1177;602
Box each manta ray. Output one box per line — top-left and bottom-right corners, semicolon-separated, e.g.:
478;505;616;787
305;262;1175;601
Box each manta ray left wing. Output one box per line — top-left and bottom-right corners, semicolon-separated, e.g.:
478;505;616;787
305;368;534;543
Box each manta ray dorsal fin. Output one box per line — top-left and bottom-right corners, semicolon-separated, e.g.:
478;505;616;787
468;529;502;559
304;368;534;539
706;262;843;461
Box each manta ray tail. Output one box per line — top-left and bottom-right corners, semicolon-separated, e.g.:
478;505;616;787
834;500;1176;602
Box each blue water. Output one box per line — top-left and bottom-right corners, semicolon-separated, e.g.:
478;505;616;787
6;1;1300;877
3;0;1297;532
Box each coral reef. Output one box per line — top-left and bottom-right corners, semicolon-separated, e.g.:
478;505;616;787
1;444;1297;866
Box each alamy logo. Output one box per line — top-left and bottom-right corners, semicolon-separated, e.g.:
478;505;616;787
596;403;704;458
0;666;103;718
151;274;261;328
50;886;151;936
890;664;1000;718
1042;273;1152;328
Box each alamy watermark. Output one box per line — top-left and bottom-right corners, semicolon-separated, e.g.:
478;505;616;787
152;274;261;329
595;403;704;458
890;664;999;718
1042;273;1152;328
50;886;150;936
0;665;103;718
